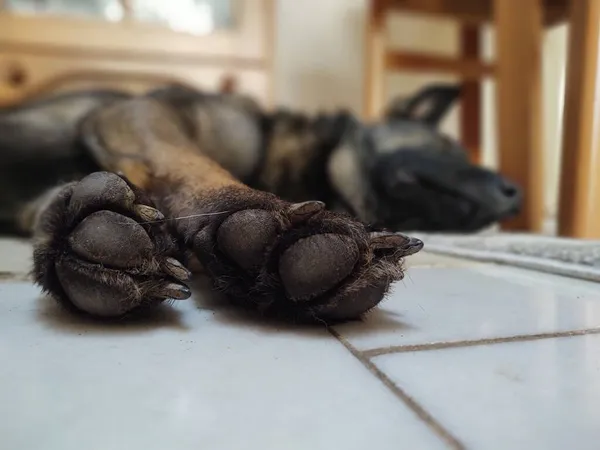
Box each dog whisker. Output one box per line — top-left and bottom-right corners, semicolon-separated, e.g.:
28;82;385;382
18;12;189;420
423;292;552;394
121;210;231;225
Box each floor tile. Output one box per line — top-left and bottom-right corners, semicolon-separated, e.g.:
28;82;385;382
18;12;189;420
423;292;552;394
334;264;600;351
0;237;32;275
406;252;479;268
0;282;447;450
372;334;600;450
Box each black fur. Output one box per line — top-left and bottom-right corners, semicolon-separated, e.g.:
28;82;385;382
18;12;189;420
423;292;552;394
0;83;521;236
26;96;426;323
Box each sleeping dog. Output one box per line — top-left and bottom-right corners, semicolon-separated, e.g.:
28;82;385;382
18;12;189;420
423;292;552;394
0;83;520;322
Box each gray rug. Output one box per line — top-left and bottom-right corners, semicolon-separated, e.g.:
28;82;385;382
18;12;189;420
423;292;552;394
413;232;600;283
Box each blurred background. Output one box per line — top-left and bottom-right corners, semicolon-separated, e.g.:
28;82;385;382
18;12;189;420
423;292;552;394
0;0;586;237
276;1;566;233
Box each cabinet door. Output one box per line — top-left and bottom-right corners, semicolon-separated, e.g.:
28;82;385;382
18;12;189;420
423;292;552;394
0;0;272;60
0;0;274;106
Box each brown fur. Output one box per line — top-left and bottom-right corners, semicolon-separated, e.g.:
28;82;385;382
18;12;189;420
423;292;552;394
31;97;423;323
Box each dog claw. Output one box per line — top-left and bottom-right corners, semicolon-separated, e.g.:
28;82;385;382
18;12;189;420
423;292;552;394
159;283;192;300
370;232;409;248
135;204;164;222
369;232;424;255
288;201;325;223
162;257;192;281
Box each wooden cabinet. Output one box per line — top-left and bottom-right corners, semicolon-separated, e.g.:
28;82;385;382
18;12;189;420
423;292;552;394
0;0;275;106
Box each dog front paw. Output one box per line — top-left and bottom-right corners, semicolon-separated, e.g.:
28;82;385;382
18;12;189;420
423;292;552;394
33;172;191;318
190;188;423;322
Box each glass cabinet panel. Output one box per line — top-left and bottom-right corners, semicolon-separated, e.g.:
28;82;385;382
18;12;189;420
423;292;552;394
4;0;236;35
5;0;124;21
131;0;235;35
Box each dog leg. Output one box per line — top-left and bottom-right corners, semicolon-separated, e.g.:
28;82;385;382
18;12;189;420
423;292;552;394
33;98;422;322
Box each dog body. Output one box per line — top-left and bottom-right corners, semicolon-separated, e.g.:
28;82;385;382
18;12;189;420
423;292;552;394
23;92;426;322
0;84;520;236
0;84;521;322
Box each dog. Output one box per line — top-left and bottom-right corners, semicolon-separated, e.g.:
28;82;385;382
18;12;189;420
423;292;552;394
0;83;520;322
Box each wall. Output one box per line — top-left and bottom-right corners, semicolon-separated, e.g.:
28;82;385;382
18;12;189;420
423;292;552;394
274;0;366;113
273;0;568;225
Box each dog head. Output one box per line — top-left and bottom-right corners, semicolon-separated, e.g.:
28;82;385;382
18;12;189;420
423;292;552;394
328;84;522;232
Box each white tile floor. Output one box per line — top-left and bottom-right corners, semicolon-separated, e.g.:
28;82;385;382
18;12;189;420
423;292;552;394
2;239;600;450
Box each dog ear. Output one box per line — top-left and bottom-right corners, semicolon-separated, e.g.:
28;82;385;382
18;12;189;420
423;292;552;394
385;83;461;127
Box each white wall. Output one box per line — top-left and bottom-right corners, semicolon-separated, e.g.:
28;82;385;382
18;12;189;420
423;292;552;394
274;0;366;113
274;0;568;223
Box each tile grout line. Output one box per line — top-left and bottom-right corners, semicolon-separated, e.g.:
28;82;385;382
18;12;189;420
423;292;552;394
329;328;465;450
362;327;600;358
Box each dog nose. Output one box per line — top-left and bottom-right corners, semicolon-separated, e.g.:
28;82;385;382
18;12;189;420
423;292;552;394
493;177;522;214
498;179;519;199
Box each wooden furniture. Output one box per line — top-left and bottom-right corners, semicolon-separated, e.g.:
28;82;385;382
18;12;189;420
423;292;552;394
557;0;600;238
364;0;570;233
0;0;275;107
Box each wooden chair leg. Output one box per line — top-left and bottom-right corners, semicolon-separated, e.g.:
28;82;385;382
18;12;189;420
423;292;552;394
363;0;387;120
557;0;600;238
494;0;544;232
460;25;482;165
